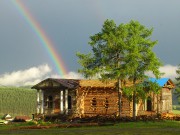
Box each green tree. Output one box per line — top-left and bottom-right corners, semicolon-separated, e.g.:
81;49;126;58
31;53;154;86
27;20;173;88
77;20;128;117
76;19;162;118
175;64;180;104
122;21;162;119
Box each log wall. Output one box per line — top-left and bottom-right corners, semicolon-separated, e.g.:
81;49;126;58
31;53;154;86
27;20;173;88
161;87;172;113
136;87;173;116
76;87;132;117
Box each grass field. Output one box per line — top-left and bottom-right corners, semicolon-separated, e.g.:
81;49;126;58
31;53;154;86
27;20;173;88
172;109;180;114
0;121;180;135
0;87;36;117
173;105;180;114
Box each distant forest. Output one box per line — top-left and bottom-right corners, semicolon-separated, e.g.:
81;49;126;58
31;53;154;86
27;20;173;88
0;87;36;117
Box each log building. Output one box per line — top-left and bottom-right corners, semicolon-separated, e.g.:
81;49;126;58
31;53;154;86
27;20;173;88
32;78;174;117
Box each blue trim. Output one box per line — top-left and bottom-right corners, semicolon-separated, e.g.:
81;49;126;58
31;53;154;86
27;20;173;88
148;78;169;87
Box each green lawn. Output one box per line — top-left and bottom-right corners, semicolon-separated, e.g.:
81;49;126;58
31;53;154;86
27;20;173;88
0;121;180;135
173;105;180;114
173;109;180;114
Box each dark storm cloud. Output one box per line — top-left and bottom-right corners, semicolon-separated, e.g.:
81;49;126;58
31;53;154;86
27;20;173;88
0;0;180;75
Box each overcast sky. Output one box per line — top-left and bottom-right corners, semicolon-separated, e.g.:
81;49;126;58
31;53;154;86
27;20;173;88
0;0;180;86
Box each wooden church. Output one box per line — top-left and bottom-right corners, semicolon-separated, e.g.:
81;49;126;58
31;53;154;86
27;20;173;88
32;78;175;117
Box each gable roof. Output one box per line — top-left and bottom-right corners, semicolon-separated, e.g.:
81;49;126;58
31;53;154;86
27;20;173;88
32;78;79;90
148;78;175;88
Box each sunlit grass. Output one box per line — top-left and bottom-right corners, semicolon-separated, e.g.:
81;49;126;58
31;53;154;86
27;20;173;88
0;121;180;135
173;105;180;114
173;109;180;114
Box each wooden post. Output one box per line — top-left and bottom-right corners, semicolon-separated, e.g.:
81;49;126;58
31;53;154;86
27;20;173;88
37;90;40;114
41;90;44;114
133;91;137;119
157;94;159;114
135;103;137;116
144;99;147;111
60;90;64;114
65;89;68;114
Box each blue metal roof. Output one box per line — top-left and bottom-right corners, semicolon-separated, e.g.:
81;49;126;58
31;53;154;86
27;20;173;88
148;78;169;87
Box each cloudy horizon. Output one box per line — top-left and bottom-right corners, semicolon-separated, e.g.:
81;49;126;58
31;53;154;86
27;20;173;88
0;64;177;87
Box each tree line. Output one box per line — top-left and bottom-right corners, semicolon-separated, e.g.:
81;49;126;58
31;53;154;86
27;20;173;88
175;65;180;104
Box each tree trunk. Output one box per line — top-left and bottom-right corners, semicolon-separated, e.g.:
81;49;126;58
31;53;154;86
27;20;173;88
133;91;136;120
133;79;137;120
117;78;122;118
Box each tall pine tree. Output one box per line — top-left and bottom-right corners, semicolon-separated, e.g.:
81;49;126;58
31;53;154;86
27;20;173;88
123;21;162;119
76;19;162;118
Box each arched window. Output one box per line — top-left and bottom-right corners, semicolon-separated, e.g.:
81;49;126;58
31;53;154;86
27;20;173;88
91;97;97;108
46;96;53;109
68;95;72;109
147;96;152;111
104;98;109;109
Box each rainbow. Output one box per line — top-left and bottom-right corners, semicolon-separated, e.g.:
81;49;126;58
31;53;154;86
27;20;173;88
12;0;68;76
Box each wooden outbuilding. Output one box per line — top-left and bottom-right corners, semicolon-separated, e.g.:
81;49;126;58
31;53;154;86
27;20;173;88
32;78;174;117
